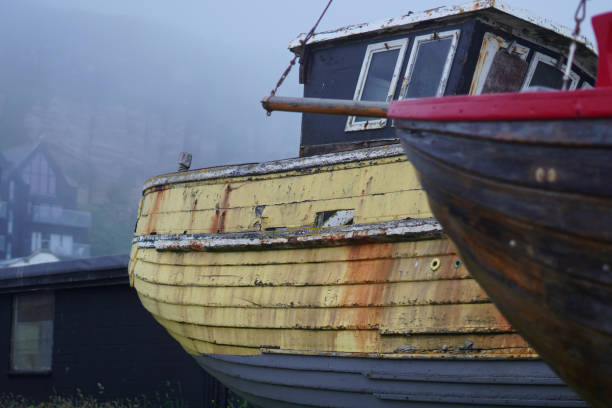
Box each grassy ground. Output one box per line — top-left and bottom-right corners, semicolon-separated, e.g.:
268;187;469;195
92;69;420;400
0;387;188;408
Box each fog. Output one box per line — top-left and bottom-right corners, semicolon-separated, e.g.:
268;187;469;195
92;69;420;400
0;0;607;256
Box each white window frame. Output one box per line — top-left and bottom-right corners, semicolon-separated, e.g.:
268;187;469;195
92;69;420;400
522;52;579;91
469;32;530;95
345;38;408;132
399;29;461;100
31;232;42;252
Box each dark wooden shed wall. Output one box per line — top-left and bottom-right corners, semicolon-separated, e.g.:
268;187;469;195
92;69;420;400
0;281;227;407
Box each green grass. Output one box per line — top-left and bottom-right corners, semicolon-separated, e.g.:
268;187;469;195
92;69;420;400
0;381;189;408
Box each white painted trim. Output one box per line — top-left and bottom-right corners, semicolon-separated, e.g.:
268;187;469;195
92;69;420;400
345;39;408;132
521;52;579;91
142;144;405;192
134;218;443;251
289;0;593;52
399;29;460;100
469;32;530;95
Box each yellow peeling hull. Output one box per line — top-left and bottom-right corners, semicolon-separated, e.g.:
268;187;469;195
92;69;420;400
129;146;534;359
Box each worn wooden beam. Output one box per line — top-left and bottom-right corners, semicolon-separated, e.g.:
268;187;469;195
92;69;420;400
262;96;388;117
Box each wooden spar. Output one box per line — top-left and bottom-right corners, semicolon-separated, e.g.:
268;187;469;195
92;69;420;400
261;96;388;117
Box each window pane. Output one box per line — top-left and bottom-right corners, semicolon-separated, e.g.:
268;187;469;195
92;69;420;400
404;38;453;98
529;62;564;89
355;49;400;123
361;49;400;102
11;292;54;372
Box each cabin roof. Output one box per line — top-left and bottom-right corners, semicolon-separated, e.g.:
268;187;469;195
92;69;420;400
289;0;593;51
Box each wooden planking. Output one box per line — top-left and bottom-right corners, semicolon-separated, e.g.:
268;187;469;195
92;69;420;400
140;293;398;329
135;239;454;267
136;189;431;235
135;156;430;235
380;303;512;334
139;158;417;216
134;277;488;308
138;292;509;335
134;254;470;288
155;315;529;356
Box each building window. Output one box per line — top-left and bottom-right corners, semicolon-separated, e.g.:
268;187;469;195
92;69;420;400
345;38;408;132
50;233;73;256
22;153;56;197
31;232;42;252
522;52;579;90
400;30;460;99
11;292;54;373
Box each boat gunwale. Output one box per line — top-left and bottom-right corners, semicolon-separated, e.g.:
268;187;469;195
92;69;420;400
133;218;443;252
141;144;404;193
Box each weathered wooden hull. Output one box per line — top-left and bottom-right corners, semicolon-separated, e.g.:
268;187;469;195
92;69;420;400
397;119;612;407
129;146;583;407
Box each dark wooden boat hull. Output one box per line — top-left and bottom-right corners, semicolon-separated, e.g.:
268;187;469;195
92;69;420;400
194;353;585;407
396;119;612;407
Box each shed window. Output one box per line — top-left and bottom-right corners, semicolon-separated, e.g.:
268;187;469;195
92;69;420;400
11;292;54;373
345;39;408;132
401;30;460;99
522;52;579;90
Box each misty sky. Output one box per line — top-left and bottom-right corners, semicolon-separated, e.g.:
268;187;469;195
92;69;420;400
33;0;608;170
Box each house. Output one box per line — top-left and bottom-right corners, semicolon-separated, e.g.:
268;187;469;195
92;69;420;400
0;143;90;260
0;254;241;407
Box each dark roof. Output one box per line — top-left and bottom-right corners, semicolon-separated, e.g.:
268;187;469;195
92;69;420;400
0;254;129;294
0;142;39;182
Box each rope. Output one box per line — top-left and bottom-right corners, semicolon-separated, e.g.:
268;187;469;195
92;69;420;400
562;0;587;90
264;0;333;115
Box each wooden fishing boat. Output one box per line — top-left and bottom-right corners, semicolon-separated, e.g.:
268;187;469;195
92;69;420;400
130;147;585;407
388;11;612;408
129;2;595;406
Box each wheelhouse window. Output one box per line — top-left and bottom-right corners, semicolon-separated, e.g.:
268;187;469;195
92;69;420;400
400;29;460;99
522;52;579;90
11;292;54;373
345;39;408;132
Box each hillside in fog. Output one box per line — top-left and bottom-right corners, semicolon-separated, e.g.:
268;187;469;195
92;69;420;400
0;2;300;255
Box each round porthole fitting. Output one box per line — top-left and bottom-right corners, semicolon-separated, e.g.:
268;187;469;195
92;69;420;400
430;258;441;271
454;260;462;269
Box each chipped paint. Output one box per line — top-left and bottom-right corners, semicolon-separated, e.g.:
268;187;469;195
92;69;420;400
130;146;535;362
135;218;443;252
470;32;530;95
289;0;592;51
132;236;534;358
143;144;404;193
